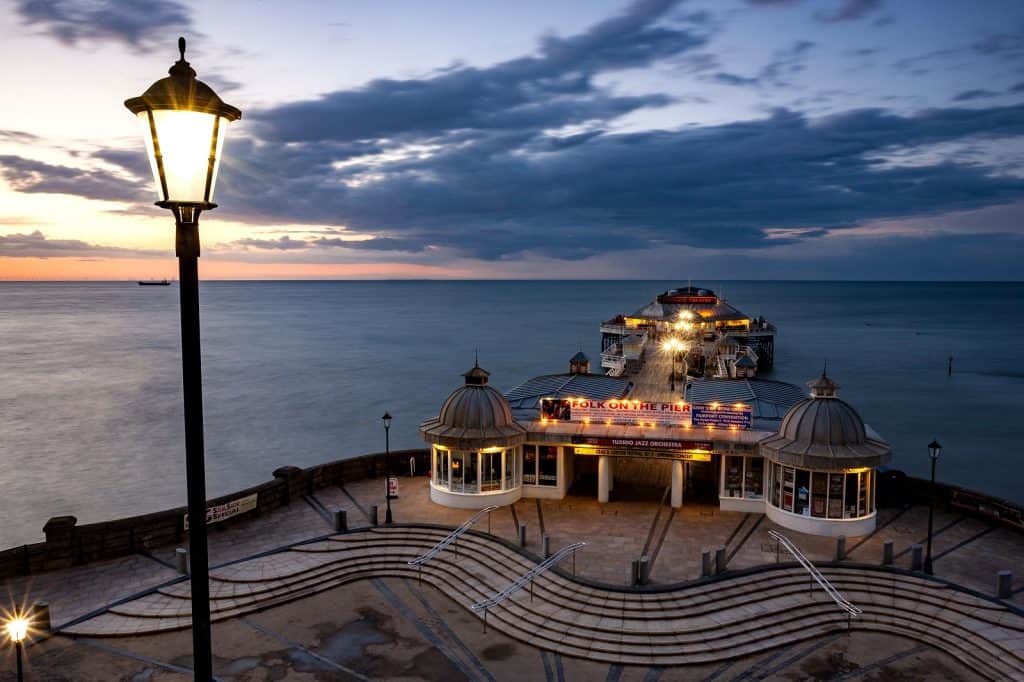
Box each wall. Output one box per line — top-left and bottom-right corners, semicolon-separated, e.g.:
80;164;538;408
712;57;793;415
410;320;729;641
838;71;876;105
0;449;429;580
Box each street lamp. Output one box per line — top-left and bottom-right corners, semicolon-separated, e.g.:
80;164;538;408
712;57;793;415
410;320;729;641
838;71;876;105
924;439;942;575
125;37;241;682
383;412;393;524
5;616;28;682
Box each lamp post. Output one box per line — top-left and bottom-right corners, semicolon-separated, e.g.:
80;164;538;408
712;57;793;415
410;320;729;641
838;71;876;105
383;412;393;524
923;439;942;575
125;37;241;682
6;617;28;682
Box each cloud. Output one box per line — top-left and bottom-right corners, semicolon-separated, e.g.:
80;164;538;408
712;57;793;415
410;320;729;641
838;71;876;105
0;230;160;258
0;130;39;144
952;89;1000;102
0;154;147;203
710;40;814;88
250;0;702;143
1012;82;1024;94
815;0;882;23
13;0;194;50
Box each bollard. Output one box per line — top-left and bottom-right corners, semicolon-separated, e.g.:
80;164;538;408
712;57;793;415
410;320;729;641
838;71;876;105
175;547;188;575
370;504;379;526
631;558;641;586
639;555;651;585
518;522;527;548
715;546;727;575
998;571;1013;599
835;535;846;562
882;540;894;565
542;533;551;559
911;544;923;571
333;509;348;532
701;549;713;578
32;601;51;633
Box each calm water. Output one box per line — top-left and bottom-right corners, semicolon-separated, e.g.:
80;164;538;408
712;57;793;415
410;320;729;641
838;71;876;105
1;281;1021;546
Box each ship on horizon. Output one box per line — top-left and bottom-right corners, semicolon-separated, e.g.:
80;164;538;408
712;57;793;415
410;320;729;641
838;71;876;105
137;279;172;286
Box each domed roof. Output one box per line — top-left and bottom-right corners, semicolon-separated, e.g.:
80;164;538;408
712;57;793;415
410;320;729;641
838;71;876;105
760;373;891;471
420;364;527;449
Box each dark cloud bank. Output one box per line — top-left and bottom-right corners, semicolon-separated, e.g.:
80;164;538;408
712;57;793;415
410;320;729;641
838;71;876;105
3;0;1023;272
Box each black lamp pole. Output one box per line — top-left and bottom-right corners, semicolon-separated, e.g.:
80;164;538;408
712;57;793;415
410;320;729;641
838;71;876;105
924;439;942;575
383;412;393;524
177;224;214;679
14;640;23;682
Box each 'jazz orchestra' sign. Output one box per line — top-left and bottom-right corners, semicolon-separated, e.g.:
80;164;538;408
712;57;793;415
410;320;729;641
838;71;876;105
541;398;691;426
571;436;713;460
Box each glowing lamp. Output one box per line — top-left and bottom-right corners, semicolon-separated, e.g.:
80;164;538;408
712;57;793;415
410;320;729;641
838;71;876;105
5;617;28;643
125;37;241;237
928;439;942;460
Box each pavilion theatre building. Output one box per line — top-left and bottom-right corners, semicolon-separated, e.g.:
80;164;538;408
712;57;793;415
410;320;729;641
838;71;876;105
420;358;891;537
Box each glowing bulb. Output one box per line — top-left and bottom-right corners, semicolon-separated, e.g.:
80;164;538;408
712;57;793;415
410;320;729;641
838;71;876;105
5;617;28;643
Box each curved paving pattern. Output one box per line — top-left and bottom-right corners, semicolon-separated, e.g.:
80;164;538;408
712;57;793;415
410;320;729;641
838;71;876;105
62;525;1024;680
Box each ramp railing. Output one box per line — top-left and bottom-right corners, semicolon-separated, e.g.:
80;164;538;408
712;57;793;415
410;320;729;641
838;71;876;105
407;505;498;579
768;530;862;620
471;541;586;632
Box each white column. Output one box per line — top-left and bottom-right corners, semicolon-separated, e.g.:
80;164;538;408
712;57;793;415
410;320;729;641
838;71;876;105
608;457;614;491
671;460;684;508
598;456;610;503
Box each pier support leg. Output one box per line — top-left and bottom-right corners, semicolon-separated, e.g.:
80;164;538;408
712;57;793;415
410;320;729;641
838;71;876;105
911;544;923;571
671;460;684;509
882;540;894;565
598;456;610;504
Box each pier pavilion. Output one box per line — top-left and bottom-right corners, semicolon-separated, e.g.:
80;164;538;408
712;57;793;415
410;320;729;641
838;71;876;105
420;355;891;537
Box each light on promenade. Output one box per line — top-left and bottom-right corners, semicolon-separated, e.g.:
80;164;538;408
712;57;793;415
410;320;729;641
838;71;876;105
5;615;29;682
124;36;241;682
383;412;394;524
924;439;943;575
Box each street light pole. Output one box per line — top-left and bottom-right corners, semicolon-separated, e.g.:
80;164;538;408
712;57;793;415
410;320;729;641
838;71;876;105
125;38;241;681
924;439;942;575
5;616;28;682
383;412;393;524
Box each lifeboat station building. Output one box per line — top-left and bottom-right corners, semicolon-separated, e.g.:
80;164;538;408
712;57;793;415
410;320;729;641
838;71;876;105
420;356;892;538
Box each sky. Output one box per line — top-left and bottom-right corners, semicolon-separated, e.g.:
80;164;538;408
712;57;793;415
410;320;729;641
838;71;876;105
1;0;1023;280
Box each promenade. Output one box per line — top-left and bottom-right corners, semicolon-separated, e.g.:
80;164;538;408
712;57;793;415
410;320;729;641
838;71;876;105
2;475;1022;680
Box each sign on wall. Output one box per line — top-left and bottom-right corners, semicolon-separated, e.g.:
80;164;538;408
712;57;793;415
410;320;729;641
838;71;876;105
183;493;258;530
541;398;692;426
571;436;713;460
691;404;752;430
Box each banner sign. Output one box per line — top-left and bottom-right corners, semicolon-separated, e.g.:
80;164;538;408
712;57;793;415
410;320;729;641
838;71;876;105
184;493;258;530
575;447;712;462
691;404;752;430
541;398;691;426
571;436;713;452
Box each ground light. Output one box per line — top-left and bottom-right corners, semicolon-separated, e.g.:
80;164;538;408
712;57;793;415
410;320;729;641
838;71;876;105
383;412;394;524
924;439;942;575
124;37;241;682
6;616;28;682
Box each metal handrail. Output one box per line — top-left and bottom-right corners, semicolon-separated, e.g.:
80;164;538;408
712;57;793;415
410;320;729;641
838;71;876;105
407;506;498;568
768;530;861;617
471;542;586;611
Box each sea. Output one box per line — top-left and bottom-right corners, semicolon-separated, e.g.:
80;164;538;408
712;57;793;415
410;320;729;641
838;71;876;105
1;280;1021;547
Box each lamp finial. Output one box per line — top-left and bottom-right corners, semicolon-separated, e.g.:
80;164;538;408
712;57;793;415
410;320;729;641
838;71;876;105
179;36;186;61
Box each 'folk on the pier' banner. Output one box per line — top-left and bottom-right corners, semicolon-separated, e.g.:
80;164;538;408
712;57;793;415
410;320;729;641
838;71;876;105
540;398;692;426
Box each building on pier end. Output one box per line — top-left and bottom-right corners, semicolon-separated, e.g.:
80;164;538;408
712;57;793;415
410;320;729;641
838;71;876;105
420;354;891;537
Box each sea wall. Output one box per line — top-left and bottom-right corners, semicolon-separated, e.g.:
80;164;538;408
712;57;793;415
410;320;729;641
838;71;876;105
0;448;430;580
1;456;1020;580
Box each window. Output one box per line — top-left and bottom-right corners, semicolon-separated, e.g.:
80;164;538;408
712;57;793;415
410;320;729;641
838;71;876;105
505;449;518;488
724;456;743;498
811;472;827;518
523;445;537;484
463;451;478;493
481;451;502;491
434;448;449;488
795;469;810;516
538;446;558;486
770;462;780;507
451;452;465;492
845;473;859;518
782;466;795;512
828;474;844;518
746;458;764;498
